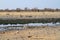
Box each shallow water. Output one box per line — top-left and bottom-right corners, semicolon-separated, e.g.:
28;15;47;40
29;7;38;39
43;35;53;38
0;22;60;31
0;22;60;27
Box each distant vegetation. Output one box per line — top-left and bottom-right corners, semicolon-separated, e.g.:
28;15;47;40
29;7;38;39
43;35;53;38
0;8;60;12
0;18;60;24
0;8;60;24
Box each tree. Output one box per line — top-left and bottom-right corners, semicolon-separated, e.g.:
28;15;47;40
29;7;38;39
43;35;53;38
56;8;59;11
5;8;9;11
16;8;21;12
24;7;30;11
31;7;39;12
0;9;4;12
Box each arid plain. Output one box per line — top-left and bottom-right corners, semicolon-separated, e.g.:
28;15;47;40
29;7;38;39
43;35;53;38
0;26;60;40
0;11;60;40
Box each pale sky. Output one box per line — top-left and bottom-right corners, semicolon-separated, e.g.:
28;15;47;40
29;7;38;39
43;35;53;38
0;0;60;9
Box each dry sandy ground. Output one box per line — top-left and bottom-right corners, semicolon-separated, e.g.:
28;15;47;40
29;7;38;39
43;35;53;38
0;26;60;40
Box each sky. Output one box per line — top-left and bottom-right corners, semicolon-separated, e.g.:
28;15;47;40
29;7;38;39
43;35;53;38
0;0;60;9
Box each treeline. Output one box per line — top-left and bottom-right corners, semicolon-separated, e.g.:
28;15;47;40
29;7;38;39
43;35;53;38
0;18;60;24
0;8;60;12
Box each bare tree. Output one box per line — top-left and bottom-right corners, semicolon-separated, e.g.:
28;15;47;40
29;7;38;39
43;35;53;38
0;9;4;12
24;7;30;11
5;8;9;11
16;8;21;12
31;7;39;12
56;8;59;11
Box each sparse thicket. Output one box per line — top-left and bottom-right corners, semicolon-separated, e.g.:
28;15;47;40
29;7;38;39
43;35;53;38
0;8;60;12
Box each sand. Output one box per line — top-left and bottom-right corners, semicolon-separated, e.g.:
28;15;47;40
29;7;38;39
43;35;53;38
0;26;60;40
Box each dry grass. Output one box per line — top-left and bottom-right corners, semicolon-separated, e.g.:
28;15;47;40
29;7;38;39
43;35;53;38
0;26;60;40
0;12;60;19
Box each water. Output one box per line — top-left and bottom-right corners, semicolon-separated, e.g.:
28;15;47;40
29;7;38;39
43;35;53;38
0;22;60;31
